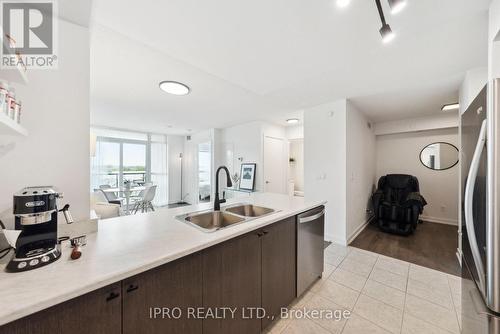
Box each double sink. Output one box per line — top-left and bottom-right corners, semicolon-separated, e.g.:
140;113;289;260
176;204;276;232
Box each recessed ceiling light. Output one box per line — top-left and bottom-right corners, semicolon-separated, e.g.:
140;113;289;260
441;103;460;112
336;0;350;8
287;118;300;124
159;81;190;95
380;24;395;43
388;0;407;15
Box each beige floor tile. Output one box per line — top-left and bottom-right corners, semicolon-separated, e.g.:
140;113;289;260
325;251;346;267
375;256;410;277
362;279;406;309
447;275;461;295
409;264;450;291
353;294;403;334
316;279;360;310
369;267;408;291
305;294;349;333
339;257;374;278
405;294;460;334
282;318;331;334
402;313;453;334
346;249;378;266
326;243;351;257
342;313;392;334
290;290;316;310
407;278;454;309
330;268;368;291
265;316;291;334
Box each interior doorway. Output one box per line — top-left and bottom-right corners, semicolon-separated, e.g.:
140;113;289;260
263;136;286;194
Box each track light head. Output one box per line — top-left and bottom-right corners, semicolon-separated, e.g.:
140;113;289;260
388;0;407;14
379;23;395;43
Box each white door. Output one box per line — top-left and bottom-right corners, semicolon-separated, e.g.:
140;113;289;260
263;136;286;194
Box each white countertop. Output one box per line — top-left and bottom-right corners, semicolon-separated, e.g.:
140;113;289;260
0;193;325;326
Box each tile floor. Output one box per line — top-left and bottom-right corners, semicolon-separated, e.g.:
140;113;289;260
265;244;461;334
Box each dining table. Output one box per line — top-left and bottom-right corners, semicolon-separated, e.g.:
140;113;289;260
101;186;146;215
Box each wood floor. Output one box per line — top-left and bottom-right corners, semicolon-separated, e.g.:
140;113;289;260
350;220;460;276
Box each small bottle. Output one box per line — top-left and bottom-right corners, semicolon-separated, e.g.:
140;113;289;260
8;89;16;119
14;99;21;123
0;81;9;116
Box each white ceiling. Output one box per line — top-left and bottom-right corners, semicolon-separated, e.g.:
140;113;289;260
91;0;489;133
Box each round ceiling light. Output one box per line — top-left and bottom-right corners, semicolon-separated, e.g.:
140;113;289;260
159;81;190;95
287;118;300;124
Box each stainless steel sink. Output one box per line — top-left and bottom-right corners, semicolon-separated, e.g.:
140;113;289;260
225;204;275;217
181;211;246;232
176;203;277;232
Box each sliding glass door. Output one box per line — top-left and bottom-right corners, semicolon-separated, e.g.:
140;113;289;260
90;129;168;206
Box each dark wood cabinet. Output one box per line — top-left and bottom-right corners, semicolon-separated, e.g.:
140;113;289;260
0;216;299;334
0;283;121;334
202;231;262;334
261;217;296;329
122;253;203;334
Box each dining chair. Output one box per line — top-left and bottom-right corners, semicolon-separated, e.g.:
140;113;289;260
99;184;124;206
132;185;157;214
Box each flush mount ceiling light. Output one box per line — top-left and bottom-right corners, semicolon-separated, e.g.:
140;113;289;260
441;103;460;112
287;118;300;124
376;0;395;44
159;81;190;95
336;0;351;8
388;0;407;14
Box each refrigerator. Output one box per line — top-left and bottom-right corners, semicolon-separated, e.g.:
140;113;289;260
461;80;500;333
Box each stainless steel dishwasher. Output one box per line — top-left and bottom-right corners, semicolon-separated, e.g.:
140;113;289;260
297;205;325;296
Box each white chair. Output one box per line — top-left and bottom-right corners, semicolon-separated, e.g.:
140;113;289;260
132;185;157;214
99;185;124;206
90;191;121;219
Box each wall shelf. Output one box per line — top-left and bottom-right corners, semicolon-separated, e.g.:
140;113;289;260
0;113;28;136
0;27;28;84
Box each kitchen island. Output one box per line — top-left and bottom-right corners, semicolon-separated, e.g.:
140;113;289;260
0;192;325;333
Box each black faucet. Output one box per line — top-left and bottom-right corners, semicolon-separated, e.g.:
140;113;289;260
214;166;232;211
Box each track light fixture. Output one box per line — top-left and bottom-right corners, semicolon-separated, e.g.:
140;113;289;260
388;0;407;14
375;0;395;43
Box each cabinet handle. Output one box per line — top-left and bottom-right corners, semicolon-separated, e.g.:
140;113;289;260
257;232;264;237
126;284;139;293
262;230;269;235
106;291;120;302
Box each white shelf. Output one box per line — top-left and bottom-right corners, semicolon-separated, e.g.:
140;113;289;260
0;113;27;136
0;27;28;84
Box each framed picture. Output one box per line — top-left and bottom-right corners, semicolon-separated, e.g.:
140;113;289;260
239;163;256;191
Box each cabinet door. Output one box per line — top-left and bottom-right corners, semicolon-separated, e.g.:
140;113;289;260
122;253;202;334
203;231;262;334
0;283;122;334
261;217;296;329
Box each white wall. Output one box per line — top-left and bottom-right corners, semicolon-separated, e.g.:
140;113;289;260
0;20;90;227
217;121;287;193
304;99;347;244
286;125;304;140
376;128;459;225
374;114;459;136
289;139;304;192
167;135;184;204
346;102;376;242
459;67;488;115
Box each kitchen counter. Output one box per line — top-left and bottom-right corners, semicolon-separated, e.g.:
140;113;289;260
0;192;325;326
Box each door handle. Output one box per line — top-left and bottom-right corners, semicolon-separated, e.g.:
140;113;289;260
106;291;120;302
126;284;139;293
464;119;487;295
298;209;325;224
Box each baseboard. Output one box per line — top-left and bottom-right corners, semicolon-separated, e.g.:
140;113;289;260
420;215;458;226
347;215;374;245
325;233;347;246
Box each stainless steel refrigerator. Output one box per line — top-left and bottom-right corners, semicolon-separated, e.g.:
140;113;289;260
461;79;500;333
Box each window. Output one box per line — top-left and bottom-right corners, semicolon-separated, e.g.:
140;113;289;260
90;128;168;206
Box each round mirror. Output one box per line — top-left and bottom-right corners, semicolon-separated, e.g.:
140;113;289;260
419;142;459;171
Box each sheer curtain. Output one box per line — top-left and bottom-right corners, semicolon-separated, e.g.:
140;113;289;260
150;134;168;206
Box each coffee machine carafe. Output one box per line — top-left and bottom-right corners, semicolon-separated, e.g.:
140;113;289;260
6;186;71;272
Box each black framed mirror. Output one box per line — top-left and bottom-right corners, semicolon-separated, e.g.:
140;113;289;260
419;142;459;171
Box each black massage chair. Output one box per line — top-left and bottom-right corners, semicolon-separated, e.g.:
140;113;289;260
371;174;427;236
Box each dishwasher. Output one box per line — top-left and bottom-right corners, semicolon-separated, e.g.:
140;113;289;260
297;205;325;296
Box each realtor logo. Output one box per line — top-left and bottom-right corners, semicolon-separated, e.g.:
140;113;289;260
1;0;58;69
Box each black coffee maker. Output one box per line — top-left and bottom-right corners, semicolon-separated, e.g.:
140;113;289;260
6;186;73;272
